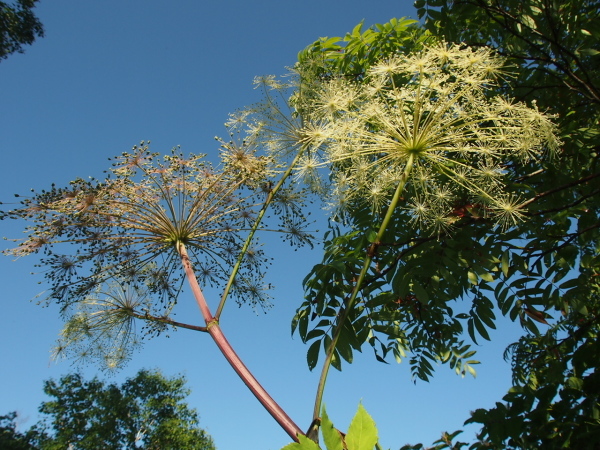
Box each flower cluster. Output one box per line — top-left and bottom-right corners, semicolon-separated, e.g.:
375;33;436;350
3;142;285;311
52;280;149;370
225;75;332;195
2;141;316;368
297;43;561;231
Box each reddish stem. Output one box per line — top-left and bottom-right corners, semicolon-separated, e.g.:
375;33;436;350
177;242;303;442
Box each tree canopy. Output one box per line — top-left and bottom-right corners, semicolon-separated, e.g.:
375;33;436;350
413;1;600;447
0;0;44;61
1;412;35;450
8;369;216;450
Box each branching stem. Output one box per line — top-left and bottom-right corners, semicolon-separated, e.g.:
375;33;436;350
130;311;208;333
215;149;306;320
177;241;303;441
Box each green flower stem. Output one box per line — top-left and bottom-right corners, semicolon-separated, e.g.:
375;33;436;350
177;241;304;442
215;150;306;320
312;154;415;422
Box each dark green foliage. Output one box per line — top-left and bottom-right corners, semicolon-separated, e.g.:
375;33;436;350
25;369;215;450
0;0;44;61
406;0;600;447
296;18;431;79
458;274;600;448
0;412;36;450
294;205;492;380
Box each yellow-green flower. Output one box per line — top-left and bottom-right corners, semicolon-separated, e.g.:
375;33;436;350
301;43;561;230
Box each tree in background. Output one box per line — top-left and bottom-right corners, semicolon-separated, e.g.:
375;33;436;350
1;412;35;450
7;369;215;450
413;1;600;448
0;0;44;61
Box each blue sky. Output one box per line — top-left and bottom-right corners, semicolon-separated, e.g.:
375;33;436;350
1;1;525;449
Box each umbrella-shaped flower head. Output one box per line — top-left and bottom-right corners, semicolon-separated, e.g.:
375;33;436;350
3;142;272;310
303;43;561;231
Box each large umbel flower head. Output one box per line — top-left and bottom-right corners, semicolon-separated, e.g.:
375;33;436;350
302;43;561;232
2;142;274;311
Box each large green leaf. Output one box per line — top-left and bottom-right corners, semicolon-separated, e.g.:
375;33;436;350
280;434;322;450
321;408;344;450
345;404;378;450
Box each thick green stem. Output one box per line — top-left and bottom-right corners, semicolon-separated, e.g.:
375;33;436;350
312;155;414;422
177;242;303;442
215;150;306;320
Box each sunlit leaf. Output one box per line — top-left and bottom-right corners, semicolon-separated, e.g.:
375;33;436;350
345;404;378;450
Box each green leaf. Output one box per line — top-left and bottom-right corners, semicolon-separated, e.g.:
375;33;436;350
337;329;354;364
560;277;580;289
412;281;429;303
345;404;378;450
465;363;477;378
473;316;491;341
392;270;411;297
477;269;494;283
467;318;478;344
320;36;343;49
331;350;342;371
366;229;378;243
529;5;542;14
366;292;395;309
307;340;321;371
579;48;600;56
477;304;497;329
520;14;536;29
468;271;479;285
321;408;344;450
567;376;584;390
292;306;308;337
306;328;327;341
299;308;310;341
280;434;323;450
501;250;510;277
350;21;364;38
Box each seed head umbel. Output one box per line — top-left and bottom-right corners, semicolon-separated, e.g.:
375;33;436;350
2;142;279;310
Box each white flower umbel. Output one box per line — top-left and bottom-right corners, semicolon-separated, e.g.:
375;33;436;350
305;43;561;230
52;281;149;370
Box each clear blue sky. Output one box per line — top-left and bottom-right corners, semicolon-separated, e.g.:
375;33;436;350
1;1;525;449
